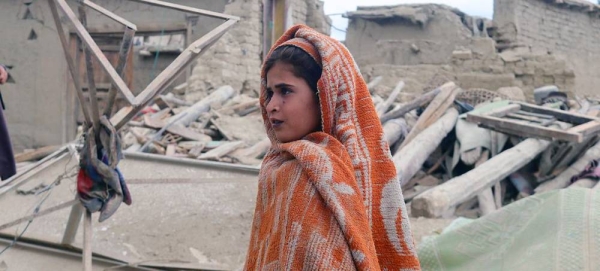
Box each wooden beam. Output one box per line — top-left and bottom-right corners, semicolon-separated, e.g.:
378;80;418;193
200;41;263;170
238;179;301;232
127;0;240;21
48;0;92;126
376;81;404;118
83;0;137;30
380;88;441;123
568;120;600;137
62;201;84;245
170;85;236;127
14;146;61;163
467;114;582;142
399;82;459;149
0;200;78;232
54;0;136;105
394;108;459;187
366;76;383;93
514;101;596;125
483;104;521;117
79;5;101;130
412;138;551;218
83;210;92;271
104;27;135;117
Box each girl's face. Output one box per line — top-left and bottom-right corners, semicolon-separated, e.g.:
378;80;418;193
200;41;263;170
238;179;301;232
265;61;321;143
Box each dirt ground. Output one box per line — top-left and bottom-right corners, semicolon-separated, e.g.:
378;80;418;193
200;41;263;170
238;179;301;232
0;153;453;270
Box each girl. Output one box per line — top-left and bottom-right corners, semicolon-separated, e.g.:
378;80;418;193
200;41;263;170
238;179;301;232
244;25;421;270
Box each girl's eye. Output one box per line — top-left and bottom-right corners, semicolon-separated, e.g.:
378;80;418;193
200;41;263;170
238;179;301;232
265;90;273;103
281;88;292;95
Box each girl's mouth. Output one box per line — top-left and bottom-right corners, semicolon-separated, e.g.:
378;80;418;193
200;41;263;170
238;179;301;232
271;119;284;128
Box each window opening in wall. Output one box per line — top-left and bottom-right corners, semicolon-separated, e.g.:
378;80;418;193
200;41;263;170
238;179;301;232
28;29;37;40
136;33;186;56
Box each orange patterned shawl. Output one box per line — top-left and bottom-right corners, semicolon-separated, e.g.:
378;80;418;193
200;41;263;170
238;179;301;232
244;25;421;270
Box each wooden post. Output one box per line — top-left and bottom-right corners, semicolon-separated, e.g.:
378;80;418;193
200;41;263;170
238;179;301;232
103;27;135;117
474;150;496;216
380;87;441;123
83;210;92;271
412;138;551;218
367;76;383;93
62;201;84;245
398;82;459;150
383;118;408;146
376;81;404;118
393;108;459;187
78;5;101;130
169;85;236;127
47;0;92;126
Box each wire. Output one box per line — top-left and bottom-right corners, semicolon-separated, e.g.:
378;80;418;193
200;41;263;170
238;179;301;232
0;159;78;256
150;9;169;78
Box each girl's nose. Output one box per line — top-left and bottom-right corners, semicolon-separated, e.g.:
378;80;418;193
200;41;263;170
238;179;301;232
266;95;280;112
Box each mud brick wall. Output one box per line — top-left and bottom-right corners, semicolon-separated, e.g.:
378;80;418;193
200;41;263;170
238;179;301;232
494;0;600;96
188;0;330;101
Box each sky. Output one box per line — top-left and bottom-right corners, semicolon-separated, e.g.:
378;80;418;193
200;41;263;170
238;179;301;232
323;0;595;40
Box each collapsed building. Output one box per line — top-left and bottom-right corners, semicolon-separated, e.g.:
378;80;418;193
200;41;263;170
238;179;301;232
0;0;329;151
344;0;600;101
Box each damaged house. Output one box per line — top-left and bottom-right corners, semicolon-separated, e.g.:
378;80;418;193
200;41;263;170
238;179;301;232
0;0;329;151
344;0;600;101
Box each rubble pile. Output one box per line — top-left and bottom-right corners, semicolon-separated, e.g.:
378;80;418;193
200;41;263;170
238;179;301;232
374;79;600;218
76;73;600;220
118;85;268;167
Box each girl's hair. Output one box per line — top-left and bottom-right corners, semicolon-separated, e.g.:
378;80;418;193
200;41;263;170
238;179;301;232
263;45;322;93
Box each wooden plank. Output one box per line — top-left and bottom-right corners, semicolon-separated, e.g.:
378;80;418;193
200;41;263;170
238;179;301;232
170;85;236;127
0;200;78;232
55;0;136;105
399;82;459;149
514;101;596;125
79;5;102;130
412;138;551;218
475;150;496;216
62;201;84;245
383;118;408;146
394;108;459;187
367;76;383;93
198;141;245;160
14;146;61;163
83;0;137;30
104;27;135;117
380;87;441;123
166;144;177;156
83;211;92;271
128;0;240;20
568;120;600;137
515;110;555;119
484;104;521;117
467;114;582;142
376;81;404;118
48;0;92;125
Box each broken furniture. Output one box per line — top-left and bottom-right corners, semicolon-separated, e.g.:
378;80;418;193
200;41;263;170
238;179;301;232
466;101;600;143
